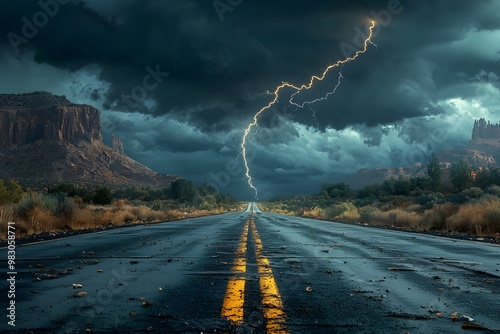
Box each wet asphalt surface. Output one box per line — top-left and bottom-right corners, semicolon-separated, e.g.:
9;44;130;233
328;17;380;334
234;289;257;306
1;203;499;333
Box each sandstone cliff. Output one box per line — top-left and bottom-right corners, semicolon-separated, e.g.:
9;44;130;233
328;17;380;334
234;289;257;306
0;92;102;146
0;92;177;188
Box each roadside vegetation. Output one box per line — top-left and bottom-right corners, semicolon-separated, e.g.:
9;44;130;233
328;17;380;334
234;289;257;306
261;155;500;237
0;178;243;240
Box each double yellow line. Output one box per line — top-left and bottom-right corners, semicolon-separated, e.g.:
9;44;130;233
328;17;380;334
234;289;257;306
221;214;288;333
220;219;249;322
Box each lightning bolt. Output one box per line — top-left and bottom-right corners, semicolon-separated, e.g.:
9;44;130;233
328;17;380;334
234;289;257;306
289;68;344;109
241;21;376;198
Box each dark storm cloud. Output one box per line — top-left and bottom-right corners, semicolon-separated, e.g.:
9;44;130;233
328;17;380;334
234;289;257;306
1;0;499;198
1;0;498;132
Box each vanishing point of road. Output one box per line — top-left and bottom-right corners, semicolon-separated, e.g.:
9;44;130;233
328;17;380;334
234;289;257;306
1;203;499;333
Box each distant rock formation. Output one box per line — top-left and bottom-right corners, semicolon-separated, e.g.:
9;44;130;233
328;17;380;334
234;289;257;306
343;164;428;189
437;149;496;168
112;134;124;155
0;92;178;188
0;92;101;147
344;118;499;188
468;118;500;164
471;118;500;141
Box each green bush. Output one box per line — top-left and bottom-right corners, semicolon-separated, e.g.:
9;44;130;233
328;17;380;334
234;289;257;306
416;193;442;209
16;193;57;220
0;179;24;205
93;188;113;205
52;193;76;218
462;187;484;200
485;185;500;196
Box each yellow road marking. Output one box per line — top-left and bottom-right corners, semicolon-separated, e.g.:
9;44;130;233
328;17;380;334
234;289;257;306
251;220;289;334
220;220;249;324
221;208;288;332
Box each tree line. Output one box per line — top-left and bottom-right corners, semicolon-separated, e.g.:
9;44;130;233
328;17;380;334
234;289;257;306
1;178;237;209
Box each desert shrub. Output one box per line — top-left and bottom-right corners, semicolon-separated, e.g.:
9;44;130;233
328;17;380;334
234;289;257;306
359;207;381;223
150;199;167;211
387;209;421;228
425;203;460;231
114;199;126;209
131;205;163;221
416;193;444;210
448;199;500;235
447;204;482;234
166;209;186;220
461;187;484;200
71;208;99;229
485;185;500;197
337;208;361;222
16;193;57;220
446;193;468;204
93;188;112;205
52;193;76;219
376;196;411;211
99;210;131;226
73;196;85;205
482;201;500;233
0;208;14;238
12;220;29;234
359;207;424;230
301;207;326;219
326;202;357;219
16;192;76;227
355;195;378;207
122;211;136;224
0;208;13;224
0;179;24;204
25;207;57;234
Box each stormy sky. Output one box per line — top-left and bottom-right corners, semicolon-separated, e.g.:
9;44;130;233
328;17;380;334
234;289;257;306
0;0;499;199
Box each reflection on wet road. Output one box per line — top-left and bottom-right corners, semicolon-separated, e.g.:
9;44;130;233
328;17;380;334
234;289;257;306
1;203;499;333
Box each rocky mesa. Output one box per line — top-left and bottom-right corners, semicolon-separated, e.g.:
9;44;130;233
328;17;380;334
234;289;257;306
467;118;500;163
344;118;499;188
0;92;178;188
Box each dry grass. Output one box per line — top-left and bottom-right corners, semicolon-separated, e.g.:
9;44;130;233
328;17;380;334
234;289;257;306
423;204;460;231
447;204;483;234
0;207;14;236
71;207;100;229
277;198;500;237
359;208;422;229
389;210;421;229
25;207;59;234
1;197;237;240
483;201;500;234
131;205;166;221
337;209;361;222
447;199;500;235
301;208;327;220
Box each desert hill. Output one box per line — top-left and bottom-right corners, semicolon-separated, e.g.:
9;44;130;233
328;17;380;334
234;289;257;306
0;92;178;188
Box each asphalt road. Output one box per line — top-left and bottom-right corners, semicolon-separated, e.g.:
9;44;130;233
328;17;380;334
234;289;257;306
1;203;499;333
